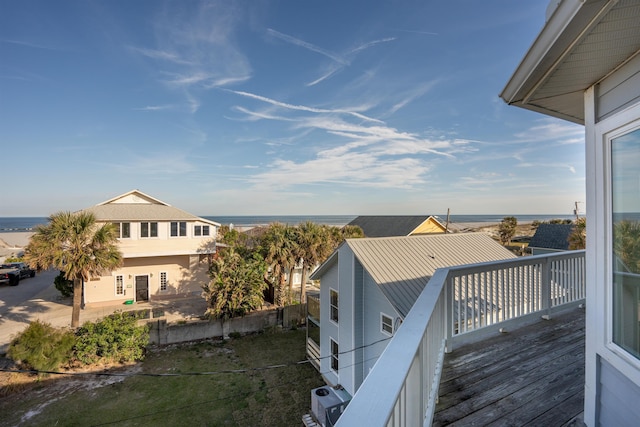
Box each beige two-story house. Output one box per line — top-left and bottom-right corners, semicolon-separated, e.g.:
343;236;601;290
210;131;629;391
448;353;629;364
80;190;220;307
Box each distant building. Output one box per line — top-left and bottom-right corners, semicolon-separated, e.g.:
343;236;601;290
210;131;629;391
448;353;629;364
528;223;575;255
346;215;447;237
80;190;220;308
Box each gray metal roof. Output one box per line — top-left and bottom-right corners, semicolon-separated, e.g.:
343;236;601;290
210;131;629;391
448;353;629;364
345;233;516;317
500;0;640;124
347;215;445;237
528;223;575;250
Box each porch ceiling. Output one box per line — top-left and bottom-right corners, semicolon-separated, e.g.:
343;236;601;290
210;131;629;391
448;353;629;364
500;0;640;124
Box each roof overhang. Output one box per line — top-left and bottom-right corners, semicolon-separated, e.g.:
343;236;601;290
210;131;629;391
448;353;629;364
500;0;640;124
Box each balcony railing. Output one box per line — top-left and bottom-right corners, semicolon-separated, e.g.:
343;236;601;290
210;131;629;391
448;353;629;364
335;250;586;427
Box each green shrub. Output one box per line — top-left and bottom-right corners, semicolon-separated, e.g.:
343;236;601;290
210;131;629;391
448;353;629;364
54;271;74;297
8;320;75;372
74;311;150;364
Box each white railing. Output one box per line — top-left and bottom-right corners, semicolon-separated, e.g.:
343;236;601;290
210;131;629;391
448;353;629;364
335;250;585;427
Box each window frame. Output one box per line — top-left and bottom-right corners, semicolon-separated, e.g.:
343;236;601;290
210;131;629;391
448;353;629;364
194;225;210;237
330;338;339;372
330;288;339;324
115;222;130;239
596;100;640;382
140;222;158;238
159;271;168;292
115;275;124;296
381;313;394;336
170;221;187;237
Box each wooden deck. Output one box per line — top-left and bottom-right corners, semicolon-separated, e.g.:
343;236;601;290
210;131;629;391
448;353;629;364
433;307;585;426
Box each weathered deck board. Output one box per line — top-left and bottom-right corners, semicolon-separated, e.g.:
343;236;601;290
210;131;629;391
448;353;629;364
433;307;585;426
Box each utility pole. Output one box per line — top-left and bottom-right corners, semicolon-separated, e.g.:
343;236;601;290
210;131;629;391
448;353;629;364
574;201;581;221
445;208;450;233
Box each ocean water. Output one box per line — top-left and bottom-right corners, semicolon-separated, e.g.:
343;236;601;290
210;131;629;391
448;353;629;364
0;214;576;233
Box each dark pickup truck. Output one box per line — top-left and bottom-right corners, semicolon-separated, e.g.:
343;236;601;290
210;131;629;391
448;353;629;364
0;265;21;286
4;262;36;279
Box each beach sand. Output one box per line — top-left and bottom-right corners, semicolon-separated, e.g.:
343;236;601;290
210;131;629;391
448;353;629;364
0;231;33;260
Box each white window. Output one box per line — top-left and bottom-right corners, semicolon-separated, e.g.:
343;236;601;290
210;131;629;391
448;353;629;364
115;275;124;295
194;225;210;236
115;222;130;238
159;271;168;291
141;222;158;238
330;289;339;323
330;339;339;372
610;124;640;360
170;221;187;237
381;313;394;335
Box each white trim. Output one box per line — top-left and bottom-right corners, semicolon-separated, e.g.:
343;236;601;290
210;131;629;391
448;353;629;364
330;337;339;373
381;312;394;336
596;100;640;387
159;271;168;292
330;288;339;325
115;274;124;296
169;221;188;238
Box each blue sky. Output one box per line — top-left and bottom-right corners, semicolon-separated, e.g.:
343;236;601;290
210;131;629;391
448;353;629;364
1;1;585;217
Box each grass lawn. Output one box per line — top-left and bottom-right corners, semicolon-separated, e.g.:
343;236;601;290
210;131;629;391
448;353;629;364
0;328;325;426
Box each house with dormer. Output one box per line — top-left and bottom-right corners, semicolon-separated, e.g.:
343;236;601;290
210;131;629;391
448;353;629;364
79;190;220;307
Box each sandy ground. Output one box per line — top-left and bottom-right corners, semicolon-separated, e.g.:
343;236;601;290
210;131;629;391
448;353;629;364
0;232;32;261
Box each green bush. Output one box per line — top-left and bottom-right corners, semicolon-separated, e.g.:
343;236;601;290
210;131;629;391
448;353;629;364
54;271;74;297
8;320;76;372
74;311;150;364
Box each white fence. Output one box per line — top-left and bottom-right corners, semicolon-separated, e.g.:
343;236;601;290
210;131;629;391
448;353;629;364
336;250;586;427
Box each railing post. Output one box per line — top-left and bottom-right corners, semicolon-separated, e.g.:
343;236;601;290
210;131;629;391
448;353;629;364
445;275;454;353
541;257;551;320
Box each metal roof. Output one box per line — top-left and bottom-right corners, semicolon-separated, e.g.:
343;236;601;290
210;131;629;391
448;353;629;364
528;223;575;250
346;215;445;237
500;0;640;124
345;233;516;317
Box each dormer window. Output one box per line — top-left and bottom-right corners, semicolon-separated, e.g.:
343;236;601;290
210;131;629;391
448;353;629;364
170;221;187;237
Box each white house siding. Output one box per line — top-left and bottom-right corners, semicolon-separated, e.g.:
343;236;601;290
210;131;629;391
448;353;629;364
597;53;640;122
319;257;340;387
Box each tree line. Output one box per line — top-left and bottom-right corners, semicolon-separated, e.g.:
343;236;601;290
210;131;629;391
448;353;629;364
204;222;364;319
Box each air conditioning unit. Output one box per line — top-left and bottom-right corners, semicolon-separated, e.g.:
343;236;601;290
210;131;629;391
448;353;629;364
310;386;351;427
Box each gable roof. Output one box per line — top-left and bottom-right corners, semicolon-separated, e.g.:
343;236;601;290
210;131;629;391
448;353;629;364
500;0;640;124
81;190;220;226
321;233;516;317
528;223;575;251
347;215;446;237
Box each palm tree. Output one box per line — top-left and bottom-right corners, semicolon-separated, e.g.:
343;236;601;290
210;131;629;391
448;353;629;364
260;223;297;306
568;217;586;250
24;211;122;327
297;221;323;304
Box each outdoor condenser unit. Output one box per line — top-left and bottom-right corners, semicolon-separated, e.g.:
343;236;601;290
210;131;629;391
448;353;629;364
310;386;351;427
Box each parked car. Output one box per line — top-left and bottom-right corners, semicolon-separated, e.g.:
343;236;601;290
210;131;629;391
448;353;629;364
0;265;20;286
4;262;36;279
